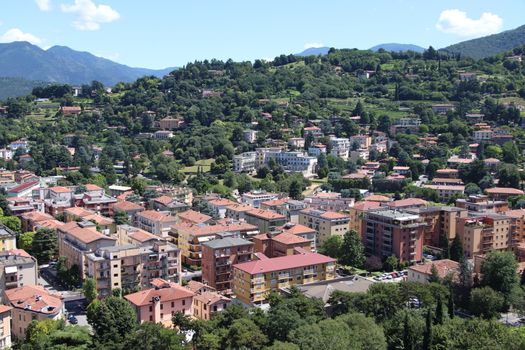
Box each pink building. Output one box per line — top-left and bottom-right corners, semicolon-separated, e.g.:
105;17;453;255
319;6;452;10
124;279;194;327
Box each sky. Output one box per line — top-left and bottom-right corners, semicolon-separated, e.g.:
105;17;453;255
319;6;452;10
0;0;524;69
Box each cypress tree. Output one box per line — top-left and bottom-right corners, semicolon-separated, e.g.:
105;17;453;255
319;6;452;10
435;295;444;325
423;308;433;350
448;291;455;319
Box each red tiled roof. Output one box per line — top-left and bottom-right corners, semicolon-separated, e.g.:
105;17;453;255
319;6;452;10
8;181;39;193
352;201;382;211
185;280;216;294
128;229;159;243
21;211;53;222
177;210;212;224
261;199;286;207
226;204;254;212
408;259;459;279
60;222;115;244
154;195;174;205
137;210;177;222
485;187;524;195
208;198;236;207
84;184;102;191
279;223;316;235
5;285;62;314
49;186;71;193
272;232;309;245
172;222;258;237
234;252;335;274
364;195;391;202
246;209;286;221
505;209;525;218
385;198;428;208
3;249;32;258
113;201;144;211
0;305;11;314
125;284;194;307
194;291;230;305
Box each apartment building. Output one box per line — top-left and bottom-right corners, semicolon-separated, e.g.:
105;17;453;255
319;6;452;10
389;117;421;135
485;187;525;201
225;204;254;221
176;209;212;225
435;168;459;179
0;250;38;297
116;225;161;246
349;201;382;234
112;200;145;221
422;184;465;201
349;135;372;150
41;186;74;216
159;116;184;130
201;237;254;291
233;152;257;173
260;199;307;223
5;285;64;340
20;211;54;232
361;209;425;263
57;221;116;277
7;181;39;198
405;206;467;246
278;223;317;252
329;137;350;159
0;305;11;349
456;214;511;258
456;195;509;213
206;198;237;218
125;279;194;327
171;222;259;266
135;210;177;238
506;209;525;245
232;249;336;305
85;241;181;297
241;191;279;208
243;130;258;143
288;137;305;149
299;208;350;245
64;207;116;234
76;184;117;216
0;225;17;252
151;195;188;213
193;292;231;321
304;192;355;212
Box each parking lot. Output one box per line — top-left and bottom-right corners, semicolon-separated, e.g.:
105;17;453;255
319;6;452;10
370;270;408;283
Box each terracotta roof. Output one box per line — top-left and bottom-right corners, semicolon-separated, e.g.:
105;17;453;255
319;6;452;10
485;187;524;195
113;200;144;211
154;195;174;205
226;204;254;212
177;210;212;224
422;185;465;191
352;201;382;211
136;210;176;222
8;181;39;193
65;207;92;217
234;252;335;274
279;223;316;235
0;305;11;314
505;209;525;218
127;228;159;243
431;178;464;184
320;211;349;220
246;209;286;221
84;184;102;191
5;285;62;314
436;169;458;174
35;219;64;229
49;186;71;193
208;198;236;207
21;211;53;222
185;280;216;294
364;195;391;202
125;284;194;307
3;249;32;258
194;291;230;305
261;199;286;207
408;259;459;279
272;232;309;245
60;222;115;244
385;198;428;208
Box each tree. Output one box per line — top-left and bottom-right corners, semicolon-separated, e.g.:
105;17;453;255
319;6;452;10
339;230;365;268
31;228;58;264
123;322;185;350
289;319;352;350
0;216;21;233
449;235;463;262
481;251;519;302
385;255;399;272
114;210;129;225
288;179;303;200
502;141;520;164
447;291;454;319
464;183;481;196
428;264;441;284
225;318;267;350
318;235;342;259
336;313;387;350
498;164;521;188
423;308;433;350
83;278;97;304
19;231;35;252
434;295;444;325
87;297;137;346
470;287;504;319
403;312;415;350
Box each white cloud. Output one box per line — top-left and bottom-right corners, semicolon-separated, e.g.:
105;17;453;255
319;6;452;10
436;9;503;37
0;28;42;45
304;42;325;49
35;0;51;11
61;0;120;31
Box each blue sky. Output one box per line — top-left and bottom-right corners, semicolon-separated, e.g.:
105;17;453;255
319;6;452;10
1;0;524;69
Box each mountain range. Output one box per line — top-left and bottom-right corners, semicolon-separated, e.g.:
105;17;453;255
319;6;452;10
0;41;175;87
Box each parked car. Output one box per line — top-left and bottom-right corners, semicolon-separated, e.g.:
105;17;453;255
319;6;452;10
68;315;78;325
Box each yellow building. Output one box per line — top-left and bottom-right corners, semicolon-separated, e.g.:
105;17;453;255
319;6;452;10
232;250;336;305
0;225;16;252
456;214;511;258
298;208;350;246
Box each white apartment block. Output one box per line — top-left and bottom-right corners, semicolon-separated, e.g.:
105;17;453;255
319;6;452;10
233;152;257;173
473;129;493;141
330;137;350;160
236;148;317;178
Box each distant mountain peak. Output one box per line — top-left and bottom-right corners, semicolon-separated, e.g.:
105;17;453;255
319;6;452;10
369;43;425;53
296;47;331;56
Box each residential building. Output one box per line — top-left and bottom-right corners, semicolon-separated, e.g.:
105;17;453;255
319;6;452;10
5;285;64;340
125;279;194;327
112;200;145;221
506;209;525;245
232;249;336;305
57;221;116;277
422;184;465;201
60;106;81;115
151;195;188;213
159;116;184;130
308;144;326;156
473;129;494;141
64;207;116;234
407;259;459;284
389;118;421;135
350;149;370;161
7;181;40;198
435;168;459;179
171;222;259;266
303;126;323;139
405;206;467;246
349;201;382;234
185;280;216;294
75;185;117;217
241;191;279;208
329;137;350;159
361;209;425;263
135;210;177;238
485;187;525;201
384;198;428;210
20;211;54;232
206;198;237;218
225;204;254;221
456;195;509;213
108;185;132;197
243;130;258;143
299;208;350;245
193;292;231;320
116;225;161;246
153;130;174;139
349;135;372;149
233;152;257;173
456;214;511;258
244;209;287;233
288;137;305;149
0;305;11;349
0;225;17;252
0;250;38;295
278;223;317;252
253;232;311;258
201;237;254;291
86;242;181;297
304;192;355;212
431;104;455;114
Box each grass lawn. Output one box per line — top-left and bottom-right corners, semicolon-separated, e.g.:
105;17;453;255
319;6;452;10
181;159;214;174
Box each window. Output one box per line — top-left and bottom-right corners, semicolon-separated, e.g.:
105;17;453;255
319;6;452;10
171;302;174;308
149;316;153;321
204;304;207;310
149;306;152;312
160;304;163;310
182;299;186;306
